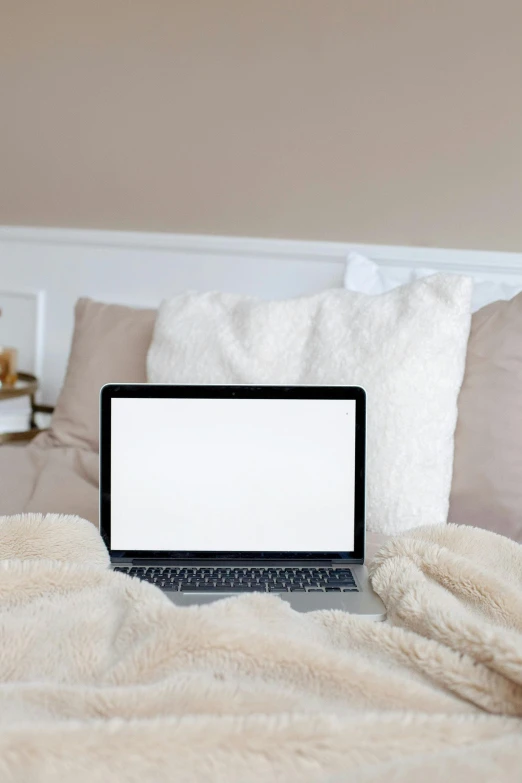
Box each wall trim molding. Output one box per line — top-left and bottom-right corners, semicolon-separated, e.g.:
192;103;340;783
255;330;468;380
0;288;46;379
1;225;521;277
1;224;521;404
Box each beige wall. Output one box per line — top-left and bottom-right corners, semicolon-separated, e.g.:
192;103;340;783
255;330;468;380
1;0;521;251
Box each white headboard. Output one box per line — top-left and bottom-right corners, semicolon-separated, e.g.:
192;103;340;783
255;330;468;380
0;226;521;404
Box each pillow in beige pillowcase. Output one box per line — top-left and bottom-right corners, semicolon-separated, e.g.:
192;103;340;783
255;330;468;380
48;298;156;452
449;292;522;542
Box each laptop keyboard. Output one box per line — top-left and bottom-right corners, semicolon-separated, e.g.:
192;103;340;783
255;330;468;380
113;566;358;593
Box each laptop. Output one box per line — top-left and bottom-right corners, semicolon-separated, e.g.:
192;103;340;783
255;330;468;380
100;384;386;620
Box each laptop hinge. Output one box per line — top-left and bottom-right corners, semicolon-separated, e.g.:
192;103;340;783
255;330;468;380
332;558;364;565
131;558;341;566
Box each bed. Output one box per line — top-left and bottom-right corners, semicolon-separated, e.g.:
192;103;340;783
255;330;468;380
1;234;522;780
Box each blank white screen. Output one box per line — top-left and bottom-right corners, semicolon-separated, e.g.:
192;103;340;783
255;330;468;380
110;397;356;552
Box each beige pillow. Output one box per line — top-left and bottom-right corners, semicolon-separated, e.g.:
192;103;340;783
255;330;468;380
49;298;156;452
449;293;522;542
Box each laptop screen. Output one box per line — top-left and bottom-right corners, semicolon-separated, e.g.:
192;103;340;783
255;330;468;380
109;395;357;553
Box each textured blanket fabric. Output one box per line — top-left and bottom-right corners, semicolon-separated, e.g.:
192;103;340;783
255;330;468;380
0;515;521;782
147;279;472;535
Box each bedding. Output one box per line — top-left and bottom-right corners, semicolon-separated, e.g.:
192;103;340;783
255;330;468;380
49;298;156;452
449;292;522;542
0;281;520;547
0;436;98;523
345;260;522;543
0;513;520;781
344;250;522;310
147;279;473;535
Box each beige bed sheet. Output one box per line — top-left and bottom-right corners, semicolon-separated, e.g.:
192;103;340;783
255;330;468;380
0;434;99;527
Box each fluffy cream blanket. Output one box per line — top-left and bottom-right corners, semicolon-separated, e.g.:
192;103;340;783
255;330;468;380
0;515;521;782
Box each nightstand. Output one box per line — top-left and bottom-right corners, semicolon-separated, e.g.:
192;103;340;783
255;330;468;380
0;372;54;445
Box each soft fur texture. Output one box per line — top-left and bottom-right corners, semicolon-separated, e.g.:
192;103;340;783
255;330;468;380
344;254;522;545
147;278;472;534
0;512;108;567
0;514;521;781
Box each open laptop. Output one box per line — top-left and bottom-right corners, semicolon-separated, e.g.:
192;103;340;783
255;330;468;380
100;384;386;620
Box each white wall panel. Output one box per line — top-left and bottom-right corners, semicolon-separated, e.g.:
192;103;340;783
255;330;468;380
0;226;520;404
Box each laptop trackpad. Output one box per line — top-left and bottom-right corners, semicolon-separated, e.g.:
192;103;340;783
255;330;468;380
169;592;238;607
280;592;351;612
166;591;352;612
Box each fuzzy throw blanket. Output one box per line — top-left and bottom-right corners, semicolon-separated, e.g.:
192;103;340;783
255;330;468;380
0;515;521;782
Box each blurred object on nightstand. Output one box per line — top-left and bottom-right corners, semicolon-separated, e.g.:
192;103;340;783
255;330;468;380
0;346;18;387
0;372;54;444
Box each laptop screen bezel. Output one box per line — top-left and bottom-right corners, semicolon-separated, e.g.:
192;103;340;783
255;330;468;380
100;384;366;562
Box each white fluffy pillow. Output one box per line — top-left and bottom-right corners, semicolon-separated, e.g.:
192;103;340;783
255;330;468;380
147;277;472;535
